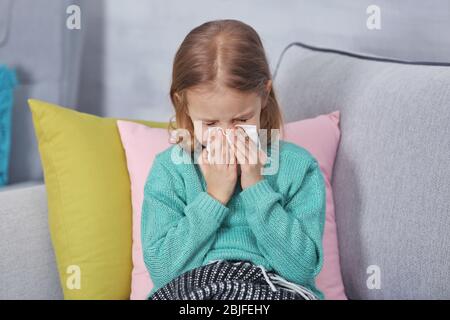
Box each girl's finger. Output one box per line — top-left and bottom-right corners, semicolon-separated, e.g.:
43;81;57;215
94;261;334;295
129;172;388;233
213;130;224;165
240;127;259;165
197;147;207;166
209;130;219;164
221;131;228;165
235;128;251;164
228;138;237;166
259;148;268;165
202;146;209;164
246;135;258;165
235;147;247;165
234;136;248;165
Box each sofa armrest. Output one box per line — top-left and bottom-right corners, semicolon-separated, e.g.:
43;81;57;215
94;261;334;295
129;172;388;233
0;183;63;299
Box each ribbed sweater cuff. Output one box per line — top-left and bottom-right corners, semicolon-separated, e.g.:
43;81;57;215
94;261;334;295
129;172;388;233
239;178;275;208
187;191;230;223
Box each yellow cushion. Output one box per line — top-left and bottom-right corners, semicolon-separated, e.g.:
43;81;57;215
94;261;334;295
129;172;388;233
28;99;169;299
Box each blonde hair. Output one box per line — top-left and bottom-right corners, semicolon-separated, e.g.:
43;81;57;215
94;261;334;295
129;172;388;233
168;19;284;151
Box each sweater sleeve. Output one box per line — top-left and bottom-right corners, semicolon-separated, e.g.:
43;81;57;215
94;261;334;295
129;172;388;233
239;156;326;286
141;156;230;290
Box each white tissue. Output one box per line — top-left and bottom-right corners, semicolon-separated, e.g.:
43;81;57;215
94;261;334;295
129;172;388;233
206;127;222;163
206;125;260;163
235;124;259;147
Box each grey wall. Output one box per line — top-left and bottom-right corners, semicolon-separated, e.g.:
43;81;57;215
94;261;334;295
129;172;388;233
2;0;450;184
0;0;83;184
293;0;450;63
78;0;450;123
77;0;309;120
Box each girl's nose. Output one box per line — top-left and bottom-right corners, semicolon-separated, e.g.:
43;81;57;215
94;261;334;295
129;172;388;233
218;125;235;145
223;124;236;133
222;125;237;137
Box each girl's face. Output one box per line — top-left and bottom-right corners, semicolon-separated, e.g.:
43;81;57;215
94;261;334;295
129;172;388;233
186;85;267;147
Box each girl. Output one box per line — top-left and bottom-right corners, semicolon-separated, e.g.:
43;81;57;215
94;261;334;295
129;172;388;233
141;19;326;300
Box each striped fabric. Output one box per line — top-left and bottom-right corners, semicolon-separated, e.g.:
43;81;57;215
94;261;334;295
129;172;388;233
149;260;318;300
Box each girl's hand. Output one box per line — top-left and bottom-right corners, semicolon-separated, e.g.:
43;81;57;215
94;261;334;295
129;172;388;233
197;130;238;206
232;126;268;190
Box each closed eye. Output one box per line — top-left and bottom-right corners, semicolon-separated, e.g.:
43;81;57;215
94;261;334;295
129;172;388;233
205;119;247;125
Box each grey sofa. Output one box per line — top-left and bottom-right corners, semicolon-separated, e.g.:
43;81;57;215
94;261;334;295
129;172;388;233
275;43;450;299
1;42;449;299
0;182;62;299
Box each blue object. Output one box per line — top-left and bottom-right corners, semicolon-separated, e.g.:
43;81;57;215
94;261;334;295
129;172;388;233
0;65;17;186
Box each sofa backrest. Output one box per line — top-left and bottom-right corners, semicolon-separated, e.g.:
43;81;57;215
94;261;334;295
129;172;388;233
0;183;63;299
274;43;450;299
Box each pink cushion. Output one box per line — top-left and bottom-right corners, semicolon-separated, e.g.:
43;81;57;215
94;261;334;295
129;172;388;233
117;121;171;300
118;111;346;300
283;111;346;300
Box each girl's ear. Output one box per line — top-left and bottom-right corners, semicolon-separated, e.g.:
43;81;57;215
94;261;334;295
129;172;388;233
262;80;272;109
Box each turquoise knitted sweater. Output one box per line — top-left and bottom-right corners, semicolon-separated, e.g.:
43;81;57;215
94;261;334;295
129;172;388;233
141;140;326;299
